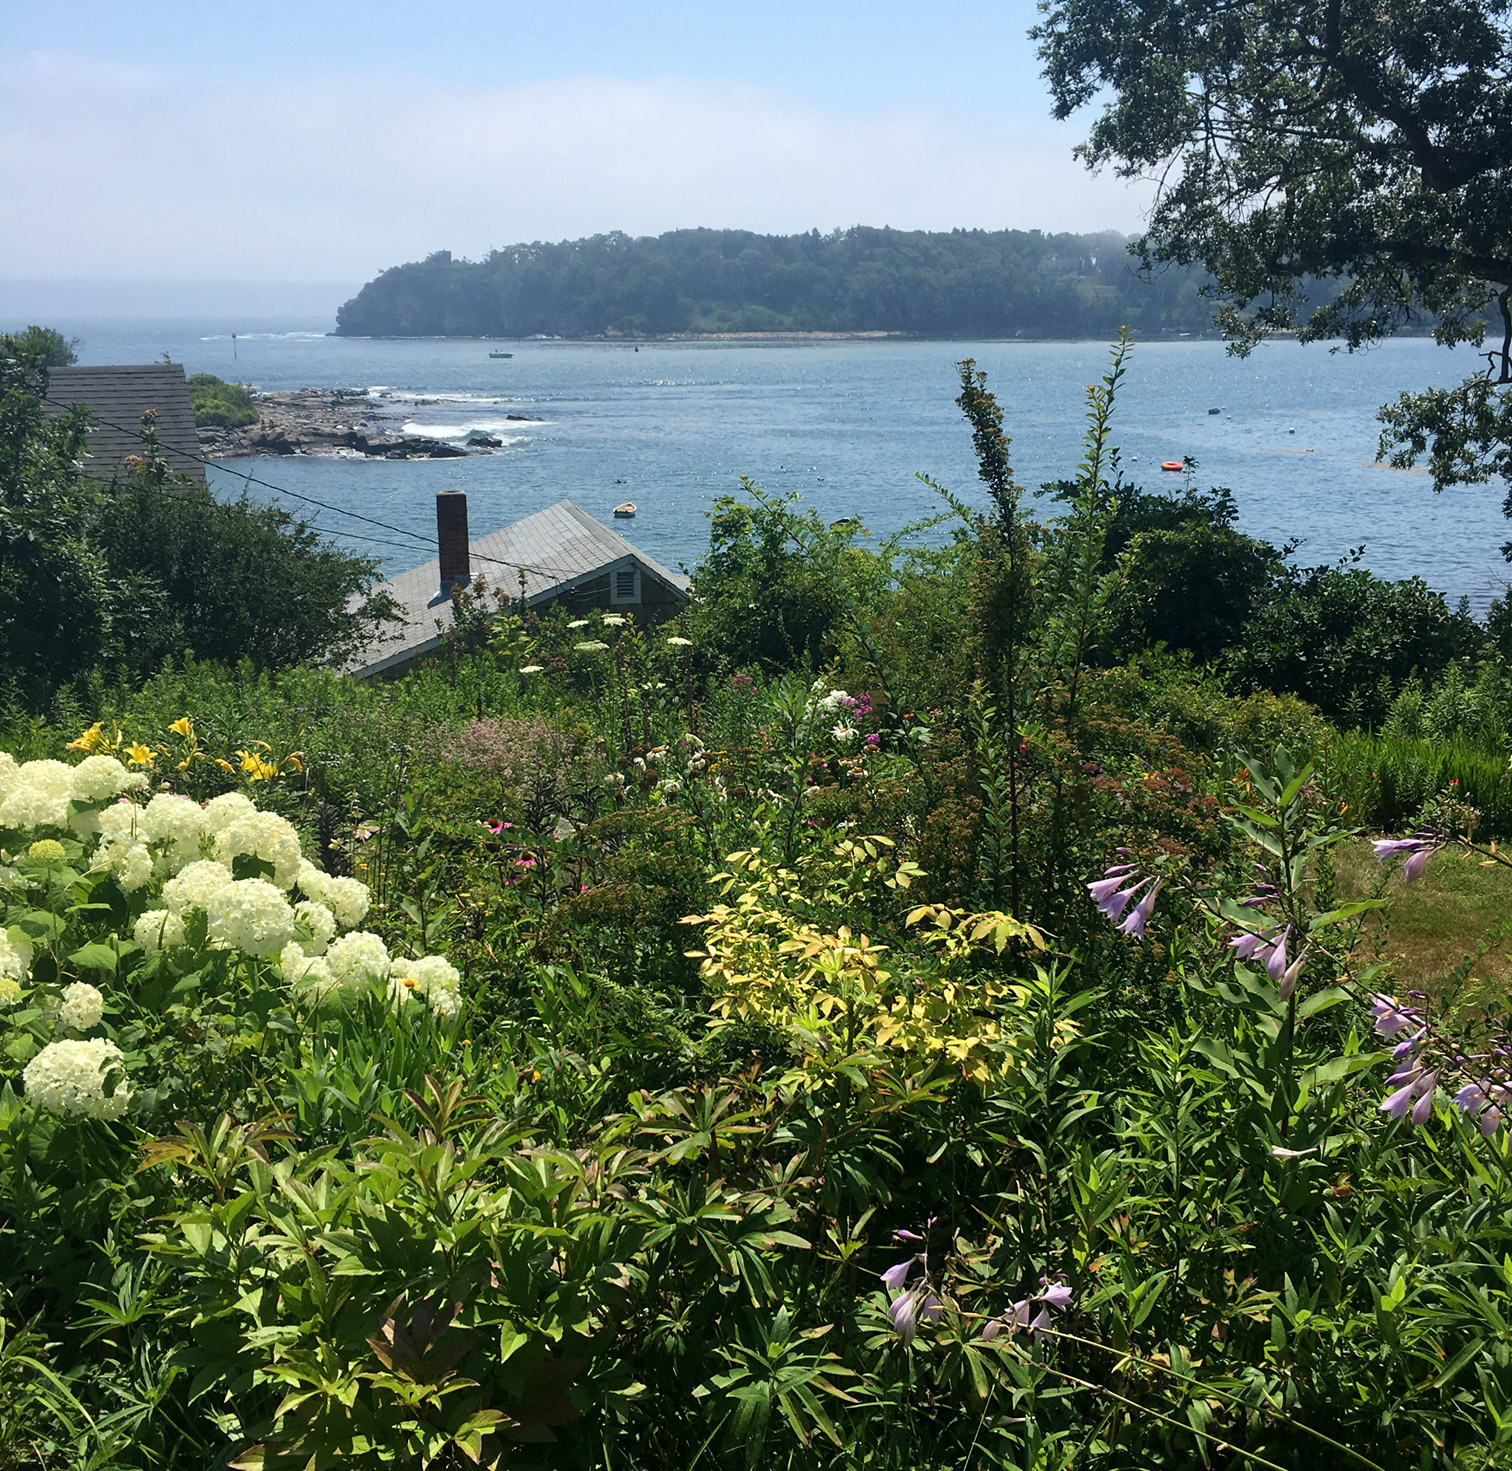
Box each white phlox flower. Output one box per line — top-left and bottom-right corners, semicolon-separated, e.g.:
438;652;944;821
23;1038;132;1120
816;689;849;713
293;900;336;955
140;794;208;870
201;792;258;835
59;981;104;1031
325;931;391;988
205;879;295;957
133;909;187;951
92;833;153;891
213;810;302;889
296;862;370;929
161;859;234;914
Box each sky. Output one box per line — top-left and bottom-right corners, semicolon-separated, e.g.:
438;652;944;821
0;0;1152;312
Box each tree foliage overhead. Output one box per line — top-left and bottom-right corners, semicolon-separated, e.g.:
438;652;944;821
334;227;1217;339
1034;0;1512;532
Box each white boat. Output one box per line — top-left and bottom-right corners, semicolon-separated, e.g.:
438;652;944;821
613;502;636;518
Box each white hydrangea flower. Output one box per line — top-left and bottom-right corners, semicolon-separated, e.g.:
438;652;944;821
0;782;70;830
0;978;20;1008
0;927;32;983
96;802;144;838
133;909;187;951
325;931;390;988
205;879;295;957
0;752;18;800
92;833;153;891
293;900;335;955
201;791;258;835
140;793;208;870
388;953;462;1018
296;862;370;929
23;1038;131;1120
161;859;234;914
278;940;333;987
19;761;75;799
59;981;104;1031
69;756;143;804
213;810;302;889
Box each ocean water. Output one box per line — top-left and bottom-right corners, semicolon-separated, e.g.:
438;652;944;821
31;317;1507;607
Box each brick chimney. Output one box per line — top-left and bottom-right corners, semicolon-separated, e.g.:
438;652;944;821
436;490;470;594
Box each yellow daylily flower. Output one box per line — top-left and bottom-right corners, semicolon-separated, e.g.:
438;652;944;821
236;750;277;782
123;743;155;767
168;717;195;739
66;722;118;754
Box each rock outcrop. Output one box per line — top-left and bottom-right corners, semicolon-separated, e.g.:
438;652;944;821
197;388;475;460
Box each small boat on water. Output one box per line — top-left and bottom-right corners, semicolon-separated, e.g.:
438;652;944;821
1160;460;1184;472
489;350;513;359
613;502;637;518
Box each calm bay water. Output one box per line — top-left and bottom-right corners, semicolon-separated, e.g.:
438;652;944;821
33;317;1507;607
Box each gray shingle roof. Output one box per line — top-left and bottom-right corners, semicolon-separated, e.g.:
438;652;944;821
42;364;206;484
352;499;690;678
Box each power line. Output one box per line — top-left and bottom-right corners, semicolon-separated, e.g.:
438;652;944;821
42;394;619;587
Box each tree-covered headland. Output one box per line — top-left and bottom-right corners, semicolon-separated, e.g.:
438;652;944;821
10;313;1512;1465
334;226;1218;339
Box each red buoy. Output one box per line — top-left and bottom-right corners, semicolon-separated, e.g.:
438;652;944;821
1160;460;1183;472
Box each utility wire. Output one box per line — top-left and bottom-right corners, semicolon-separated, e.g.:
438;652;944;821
41;394;622;587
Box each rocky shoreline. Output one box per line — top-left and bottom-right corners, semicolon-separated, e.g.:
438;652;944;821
196;387;516;461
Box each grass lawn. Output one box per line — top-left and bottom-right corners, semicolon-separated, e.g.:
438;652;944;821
1337;839;1512;995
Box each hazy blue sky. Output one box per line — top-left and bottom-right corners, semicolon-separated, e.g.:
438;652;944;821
1;0;1152;301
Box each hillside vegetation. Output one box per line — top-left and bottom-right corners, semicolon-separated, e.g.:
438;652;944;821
334;226;1216;339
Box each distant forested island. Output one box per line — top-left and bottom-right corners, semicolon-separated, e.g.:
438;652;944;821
333;227;1218;339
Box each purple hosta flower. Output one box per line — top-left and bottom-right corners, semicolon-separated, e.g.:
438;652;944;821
1373;834;1443;882
1119;879;1163;939
1263;925;1292;982
1278;947;1307;1002
889;1288;943;1347
881;1258;917;1294
1381;1066;1438;1124
895;1228;925;1243
984;1278;1073;1344
1086;864;1136;910
1455;1081;1508;1137
1369;994;1421;1040
1229;925;1277;961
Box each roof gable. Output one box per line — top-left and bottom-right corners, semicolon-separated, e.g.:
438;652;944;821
42;364;206;484
352;499;690;678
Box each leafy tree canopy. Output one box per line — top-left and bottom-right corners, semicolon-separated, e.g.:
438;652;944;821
1034;0;1512;541
335;227;1218;339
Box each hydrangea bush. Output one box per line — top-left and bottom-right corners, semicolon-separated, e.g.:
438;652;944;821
0;749;463;1123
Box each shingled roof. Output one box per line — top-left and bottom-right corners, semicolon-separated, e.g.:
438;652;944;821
352;498;691;680
42;364;206;484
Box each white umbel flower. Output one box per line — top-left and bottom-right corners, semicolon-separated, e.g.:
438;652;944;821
133;909;187;951
205;879;295;957
213;810;302;890
325;931;391;988
140;793;208;870
59;981;104;1031
296;862;370;929
23;1038;131;1120
161;859;234;914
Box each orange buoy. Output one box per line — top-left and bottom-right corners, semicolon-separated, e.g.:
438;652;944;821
1160;460;1183;472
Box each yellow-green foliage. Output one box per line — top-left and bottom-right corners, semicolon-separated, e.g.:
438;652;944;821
684;837;1058;1082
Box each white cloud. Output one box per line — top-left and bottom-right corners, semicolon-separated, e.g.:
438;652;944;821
0;53;1154;281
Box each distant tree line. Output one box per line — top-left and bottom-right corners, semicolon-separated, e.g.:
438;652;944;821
334;227;1222;339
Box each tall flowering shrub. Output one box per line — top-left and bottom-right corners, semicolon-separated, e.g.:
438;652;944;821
0;745;462;1123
